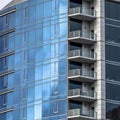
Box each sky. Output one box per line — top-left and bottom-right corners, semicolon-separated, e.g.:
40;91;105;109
0;0;12;10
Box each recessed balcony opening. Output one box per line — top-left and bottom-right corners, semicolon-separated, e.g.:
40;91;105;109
68;61;96;82
68;81;97;102
68;42;97;63
68;100;97;119
68;30;96;44
68;0;96;21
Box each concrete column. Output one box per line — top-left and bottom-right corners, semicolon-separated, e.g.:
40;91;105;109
94;0;106;119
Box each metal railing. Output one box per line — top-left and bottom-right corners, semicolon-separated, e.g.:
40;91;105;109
68;108;97;118
68;49;97;59
69;30;96;41
68;89;97;99
69;7;96;17
68;69;97;79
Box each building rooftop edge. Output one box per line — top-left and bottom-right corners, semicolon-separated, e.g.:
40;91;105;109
2;0;28;10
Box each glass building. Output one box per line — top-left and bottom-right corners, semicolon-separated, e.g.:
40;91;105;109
0;0;120;120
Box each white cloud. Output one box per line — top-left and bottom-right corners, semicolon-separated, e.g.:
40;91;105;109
0;0;13;10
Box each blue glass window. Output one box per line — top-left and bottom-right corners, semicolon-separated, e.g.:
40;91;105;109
34;104;42;119
43;63;50;79
42;102;50;117
43;83;50;100
59;0;67;14
28;86;34;101
27;106;34;120
36;28;43;43
43;26;51;41
35;65;43;80
29;30;35;44
43;45;50;59
29;6;36;20
44;2;51;17
36;4;43;19
28;49;35;62
60;22;67;37
36;47;43;61
35;84;42;100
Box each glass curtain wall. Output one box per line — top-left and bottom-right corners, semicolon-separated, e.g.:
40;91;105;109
0;0;68;119
105;0;120;119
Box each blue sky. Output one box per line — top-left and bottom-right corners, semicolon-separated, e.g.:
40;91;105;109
0;0;12;10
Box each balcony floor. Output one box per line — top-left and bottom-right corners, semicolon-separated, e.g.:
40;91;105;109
68;37;96;45
68;94;96;102
68;56;96;64
68;75;96;83
68;13;96;21
68;115;96;120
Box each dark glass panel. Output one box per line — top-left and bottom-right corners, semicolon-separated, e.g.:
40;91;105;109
105;25;120;44
106;44;120;63
69;81;82;89
69;61;82;70
105;0;120;20
70;0;82;8
69;18;82;32
69;42;82;50
106;63;120;82
106;102;120;120
106;83;120;101
69;100;82;109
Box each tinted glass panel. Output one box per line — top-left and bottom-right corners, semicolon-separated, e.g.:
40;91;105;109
69;100;82;109
70;0;82;8
105;1;120;20
106;44;120;63
106;63;120;82
105;25;120;44
70;18;82;31
106;83;120;101
106;102;120;120
69;61;82;70
69;81;82;89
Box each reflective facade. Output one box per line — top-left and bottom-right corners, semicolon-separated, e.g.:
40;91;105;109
0;0;120;120
0;0;68;119
105;0;120;120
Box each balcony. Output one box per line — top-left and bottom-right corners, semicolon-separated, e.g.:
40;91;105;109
68;89;97;102
68;108;97;120
68;49;96;63
68;31;96;45
68;7;96;21
68;69;96;82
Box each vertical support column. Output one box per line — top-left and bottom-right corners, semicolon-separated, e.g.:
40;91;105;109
94;0;106;120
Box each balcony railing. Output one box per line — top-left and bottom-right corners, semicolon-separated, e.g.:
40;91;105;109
68;108;97;119
68;49;97;60
68;89;97;99
68;69;97;79
69;30;96;41
69;7;96;18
